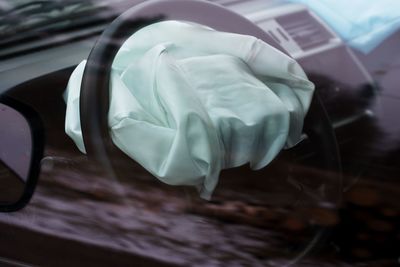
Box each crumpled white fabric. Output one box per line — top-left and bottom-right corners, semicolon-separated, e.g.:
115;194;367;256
64;21;314;200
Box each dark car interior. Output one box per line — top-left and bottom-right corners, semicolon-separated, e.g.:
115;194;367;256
0;0;399;266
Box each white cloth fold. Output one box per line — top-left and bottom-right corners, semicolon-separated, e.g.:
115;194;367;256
64;21;314;199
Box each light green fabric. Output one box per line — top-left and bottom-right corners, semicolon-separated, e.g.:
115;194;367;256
64;21;314;200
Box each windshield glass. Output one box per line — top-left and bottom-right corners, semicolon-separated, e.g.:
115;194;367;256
0;1;399;266
0;0;135;59
1;1;105;33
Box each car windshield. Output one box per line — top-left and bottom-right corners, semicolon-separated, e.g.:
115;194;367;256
0;0;275;59
1;1;112;43
0;1;399;266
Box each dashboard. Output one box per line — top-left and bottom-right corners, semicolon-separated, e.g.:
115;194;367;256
1;0;400;266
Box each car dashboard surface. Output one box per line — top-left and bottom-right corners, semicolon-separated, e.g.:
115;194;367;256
1;0;400;266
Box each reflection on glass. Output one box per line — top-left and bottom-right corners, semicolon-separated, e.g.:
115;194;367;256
0;103;32;204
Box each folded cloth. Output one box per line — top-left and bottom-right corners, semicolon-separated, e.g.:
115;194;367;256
64;21;314;200
288;0;400;53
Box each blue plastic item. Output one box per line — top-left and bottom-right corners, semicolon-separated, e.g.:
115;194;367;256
288;0;400;53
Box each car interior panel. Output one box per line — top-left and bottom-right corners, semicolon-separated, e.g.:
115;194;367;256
0;0;399;266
